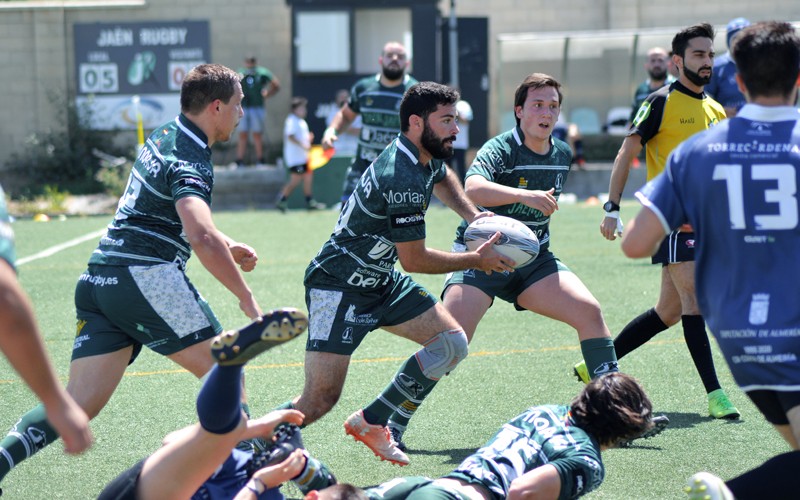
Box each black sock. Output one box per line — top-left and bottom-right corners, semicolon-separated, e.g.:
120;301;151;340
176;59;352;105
682;315;721;393
727;451;800;498
614;308;668;359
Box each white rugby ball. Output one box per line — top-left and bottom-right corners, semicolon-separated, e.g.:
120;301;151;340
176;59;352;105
464;215;540;269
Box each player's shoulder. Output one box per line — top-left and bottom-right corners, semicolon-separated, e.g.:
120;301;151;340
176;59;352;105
703;95;726;116
354;74;381;91
550;137;573;158
648;82;672;102
478;129;515;158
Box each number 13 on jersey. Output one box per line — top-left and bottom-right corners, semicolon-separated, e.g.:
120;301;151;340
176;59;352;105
713;163;798;230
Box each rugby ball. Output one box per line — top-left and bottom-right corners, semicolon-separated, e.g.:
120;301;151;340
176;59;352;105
464;215;539;269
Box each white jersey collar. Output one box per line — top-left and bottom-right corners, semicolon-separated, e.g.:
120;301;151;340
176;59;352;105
737;104;800;123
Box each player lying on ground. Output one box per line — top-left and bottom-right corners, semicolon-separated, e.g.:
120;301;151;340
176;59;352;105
259;373;662;500
97;308;335;500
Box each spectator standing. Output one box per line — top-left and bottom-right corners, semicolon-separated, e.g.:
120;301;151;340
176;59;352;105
277;97;324;212
236;55;281;167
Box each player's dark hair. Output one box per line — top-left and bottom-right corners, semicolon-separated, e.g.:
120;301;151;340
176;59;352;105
291;96;308;110
400;82;460;132
570;372;653;447
672;22;715;58
513;73;562;126
314;483;369;500
732;21;800;100
181;64;240;115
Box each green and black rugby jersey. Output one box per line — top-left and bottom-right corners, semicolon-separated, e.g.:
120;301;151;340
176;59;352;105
89;115;215;269
305;134;446;291
347;73;418;176
455;126;573;254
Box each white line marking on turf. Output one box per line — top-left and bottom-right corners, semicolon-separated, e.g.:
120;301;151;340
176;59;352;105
16;228;106;266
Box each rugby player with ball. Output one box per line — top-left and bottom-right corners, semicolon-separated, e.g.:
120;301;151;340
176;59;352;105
382;73;640;452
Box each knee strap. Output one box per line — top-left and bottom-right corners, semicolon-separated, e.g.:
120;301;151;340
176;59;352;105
416;329;468;380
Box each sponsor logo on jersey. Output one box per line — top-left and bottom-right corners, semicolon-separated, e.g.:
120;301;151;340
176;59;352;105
705;141;800;154
744;235;773;243
137;146;162;176
507;203;541;219
633;101;651;127
178;176;211;194
748;294;769;325
364;128;399;146
685;238;695;249
99;235;125;247
391;212;425;228
346;269;386;288
341;327;354;344
679;117;696;125
746;122;773;136
344;304;379;326
386;189;426;206
368;241;395;260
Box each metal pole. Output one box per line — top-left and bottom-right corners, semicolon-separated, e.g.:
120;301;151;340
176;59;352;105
449;0;459;88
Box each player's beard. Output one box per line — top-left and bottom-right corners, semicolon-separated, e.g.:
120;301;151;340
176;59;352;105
382;64;405;81
683;65;712;86
421;122;455;160
647;67;667;81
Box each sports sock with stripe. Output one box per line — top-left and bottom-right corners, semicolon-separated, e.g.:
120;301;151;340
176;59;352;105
0;404;57;482
362;355;436;426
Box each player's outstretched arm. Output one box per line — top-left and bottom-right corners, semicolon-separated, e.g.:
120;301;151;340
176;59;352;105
322;104;358;150
0;261;92;454
176;196;262;319
601;135;643;241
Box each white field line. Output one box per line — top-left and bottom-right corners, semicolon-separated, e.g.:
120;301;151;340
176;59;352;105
16;228;107;266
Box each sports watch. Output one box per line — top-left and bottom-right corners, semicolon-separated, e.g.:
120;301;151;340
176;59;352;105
603;201;620;213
